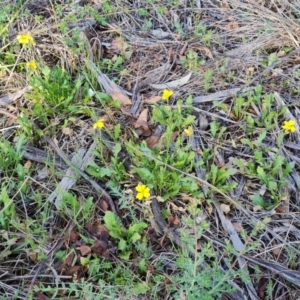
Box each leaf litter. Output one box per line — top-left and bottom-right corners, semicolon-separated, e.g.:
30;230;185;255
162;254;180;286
2;0;300;299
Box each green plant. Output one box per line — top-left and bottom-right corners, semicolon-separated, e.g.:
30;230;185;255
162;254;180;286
234;150;294;209
204;68;213;91
126;103;201;200
180;49;206;73
104;211;147;260
210;120;227;139
26;65;82;125
86;143;128;188
168;200;251;299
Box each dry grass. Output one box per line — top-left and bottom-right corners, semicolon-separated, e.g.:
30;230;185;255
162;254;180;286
1;0;300;299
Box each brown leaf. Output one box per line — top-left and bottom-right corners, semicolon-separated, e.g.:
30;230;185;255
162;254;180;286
86;223;109;238
62;127;73;135
144;96;162;104
232;222;243;233
110;91;132;106
146;135;160;149
56;252;75;272
134;108;149;130
69;232;80;242
91;239;108;256
168;214;180;226
220;204;231;214
65;266;87;278
77;245;91;256
35;291;47;300
225;22;239;31
109;37;129;53
99;198;109;211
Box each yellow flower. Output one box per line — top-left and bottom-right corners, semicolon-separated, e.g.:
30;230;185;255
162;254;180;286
184;126;193;136
17;33;36;46
26;60;37;70
135;183;150;201
282;120;296;133
93;119;105;129
162;89;174;101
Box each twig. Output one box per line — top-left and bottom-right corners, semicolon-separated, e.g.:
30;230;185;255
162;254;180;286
43;135;118;214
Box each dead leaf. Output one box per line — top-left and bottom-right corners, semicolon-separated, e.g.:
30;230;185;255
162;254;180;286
77;245;91;256
110;91;132;106
253;205;263;212
232;222;243;233
225;22;239;31
144;96;162;104
278;50;286;57
92;239;108;256
99;198;109;211
35;291;47;300
220;204;231;214
65;266;87;278
151;29;170;39
168;214;180;226
86;223;109;238
109;37;129;53
272;244;282;256
146;135;160;149
24;160;32;170
134;108;149;130
56;253;75;272
69;232;80;242
150;72;192;89
62;127;73;135
195;212;208;224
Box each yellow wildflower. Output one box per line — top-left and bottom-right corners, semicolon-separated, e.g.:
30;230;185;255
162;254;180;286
135;183;150;201
161;89;174;101
17;33;36;46
93;119;105;129
282;120;296;133
26;60;37;70
184;126;193;136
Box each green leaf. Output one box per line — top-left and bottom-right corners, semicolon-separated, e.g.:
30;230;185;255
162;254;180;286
254;151;263;163
186;95;193;105
267;181;277;191
103;211;124;239
271;155;285;176
257;166;267;183
139;259;147;272
114;124;121;140
210;121;219;137
217;168;237;183
210;164;218;185
132;168;154;181
217;126;227;139
132;282;148;295
130;232;141;243
119;251;131;260
282;162;294;177
241;138;253;149
252;194;266;209
118;239;127;251
182;115;196;127
113;143;122;158
256;130;267;146
80;257;90;266
127;223;147;239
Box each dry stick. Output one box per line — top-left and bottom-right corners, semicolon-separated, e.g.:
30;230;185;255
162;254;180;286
214;201;259;300
43;135;118;215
